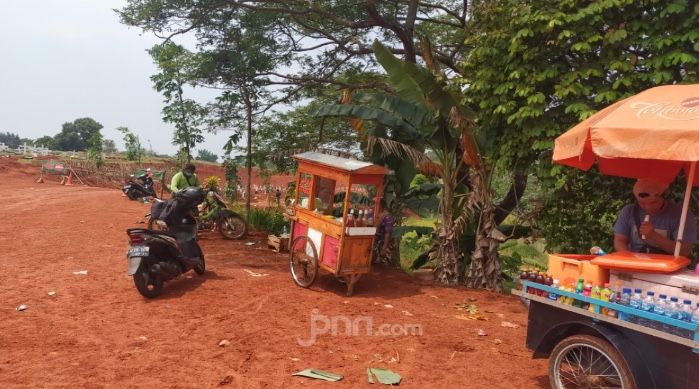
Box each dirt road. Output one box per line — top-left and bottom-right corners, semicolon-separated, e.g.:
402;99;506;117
0;166;548;388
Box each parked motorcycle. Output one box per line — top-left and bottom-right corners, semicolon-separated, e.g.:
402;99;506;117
122;171;157;200
125;187;205;298
148;190;247;240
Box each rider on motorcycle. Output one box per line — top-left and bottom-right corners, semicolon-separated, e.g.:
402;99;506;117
199;176;223;226
170;163;200;196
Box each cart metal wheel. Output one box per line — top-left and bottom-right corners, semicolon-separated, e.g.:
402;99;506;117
289;236;318;288
549;334;635;389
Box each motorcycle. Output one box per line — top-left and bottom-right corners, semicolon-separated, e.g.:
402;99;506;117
122;172;157;200
125;187;205;298
148;190;247;240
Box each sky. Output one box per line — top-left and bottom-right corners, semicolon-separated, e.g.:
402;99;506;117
0;0;232;158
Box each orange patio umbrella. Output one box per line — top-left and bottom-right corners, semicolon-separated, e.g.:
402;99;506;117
553;84;699;256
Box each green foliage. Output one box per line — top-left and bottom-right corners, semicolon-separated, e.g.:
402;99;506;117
102;139;117;153
117;126;143;165
538;168;632;253
223;158;241;203
196;149;218;163
462;0;699;255
247;207;287;235
86;131;104;168
34;136;56;149
0;132;22;148
400;230;434;271
149;42;206;163
53;118;103;151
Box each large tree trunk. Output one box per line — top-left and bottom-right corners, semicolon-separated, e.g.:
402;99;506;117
463;169;503;291
434;163;463;285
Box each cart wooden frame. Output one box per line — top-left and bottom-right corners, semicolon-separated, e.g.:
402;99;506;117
287;152;389;296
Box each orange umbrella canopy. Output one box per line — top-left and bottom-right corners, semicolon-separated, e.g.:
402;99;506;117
553;84;699;184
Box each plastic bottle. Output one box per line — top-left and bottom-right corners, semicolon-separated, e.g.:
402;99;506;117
654;294;667;316
356;210;364;227
629;288;642;309
590;246;606;255
620;288;632;306
589;284;601;312
548;279;560;301
691;303;699;324
282;225;288;237
603;283;617;318
665;297;679;319
681;300;693;322
641;291;655;313
582;283;592;310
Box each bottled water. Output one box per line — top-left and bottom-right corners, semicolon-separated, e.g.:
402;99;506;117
691;303;699;324
654;294;667;316
681;300;693;322
665;297;679;319
282;225;288;236
629;288;643;309
620;288;632;305
548;279;560;301
641;291;655;312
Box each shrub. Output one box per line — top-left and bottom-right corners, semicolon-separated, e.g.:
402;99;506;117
248;207;287;235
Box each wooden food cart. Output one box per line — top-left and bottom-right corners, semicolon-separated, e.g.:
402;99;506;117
287;152;389;296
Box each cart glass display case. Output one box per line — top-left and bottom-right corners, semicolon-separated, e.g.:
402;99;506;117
287;152;389;296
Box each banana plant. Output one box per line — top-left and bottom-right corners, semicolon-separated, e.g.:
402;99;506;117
316;40;503;289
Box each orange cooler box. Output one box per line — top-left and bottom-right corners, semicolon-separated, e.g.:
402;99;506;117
548;254;610;286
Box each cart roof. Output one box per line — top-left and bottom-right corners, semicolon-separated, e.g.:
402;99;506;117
293;152;389;175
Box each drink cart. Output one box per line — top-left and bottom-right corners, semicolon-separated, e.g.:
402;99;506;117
514;84;699;388
513;282;699;389
286;152;389;296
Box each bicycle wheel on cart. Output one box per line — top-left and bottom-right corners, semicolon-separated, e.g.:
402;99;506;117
289;236;318;288
549;334;635;389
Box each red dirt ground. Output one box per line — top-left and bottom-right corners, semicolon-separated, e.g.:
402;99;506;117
0;157;549;388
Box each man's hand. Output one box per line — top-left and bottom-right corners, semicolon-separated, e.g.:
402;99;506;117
639;220;656;240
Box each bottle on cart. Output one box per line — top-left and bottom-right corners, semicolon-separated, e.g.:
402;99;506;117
691;303;699;324
654;294;667;316
630;288;643;309
681;300;693;322
582;283;592;310
641;291;655;312
548;279;560;301
589;284;601;312
620;288;632;306
282;225;288;237
366;209;374;226
666;297;680;319
356;210;364;227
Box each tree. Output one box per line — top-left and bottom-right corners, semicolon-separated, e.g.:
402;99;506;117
196;149;218;163
102;139;118;153
318;41;501;288
149;42;206;165
118;126;143;165
34;136;56;149
0;132;22;148
53;118;103;151
87;132;104;168
461;0;699;252
118;1;470;92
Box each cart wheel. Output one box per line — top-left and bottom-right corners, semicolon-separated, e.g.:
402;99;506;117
289;236;318;288
549;334;635;389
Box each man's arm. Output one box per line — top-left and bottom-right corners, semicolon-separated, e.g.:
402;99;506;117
614;233;630;252
643;229;693;256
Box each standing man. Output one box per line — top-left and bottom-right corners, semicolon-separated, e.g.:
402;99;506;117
170;163;200;196
613;178;697;256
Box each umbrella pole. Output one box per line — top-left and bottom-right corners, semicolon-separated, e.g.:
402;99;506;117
675;161;696;257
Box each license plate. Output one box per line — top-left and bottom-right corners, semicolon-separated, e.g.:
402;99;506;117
128;246;149;257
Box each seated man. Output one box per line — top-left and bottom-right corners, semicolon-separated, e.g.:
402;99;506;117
613;178;697;256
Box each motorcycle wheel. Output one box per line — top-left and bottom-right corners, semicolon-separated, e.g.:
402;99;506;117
133;266;163;298
127;188;140;201
193;245;206;275
218;215;247;240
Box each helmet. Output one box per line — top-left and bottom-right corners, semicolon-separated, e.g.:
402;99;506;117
176;186;205;207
